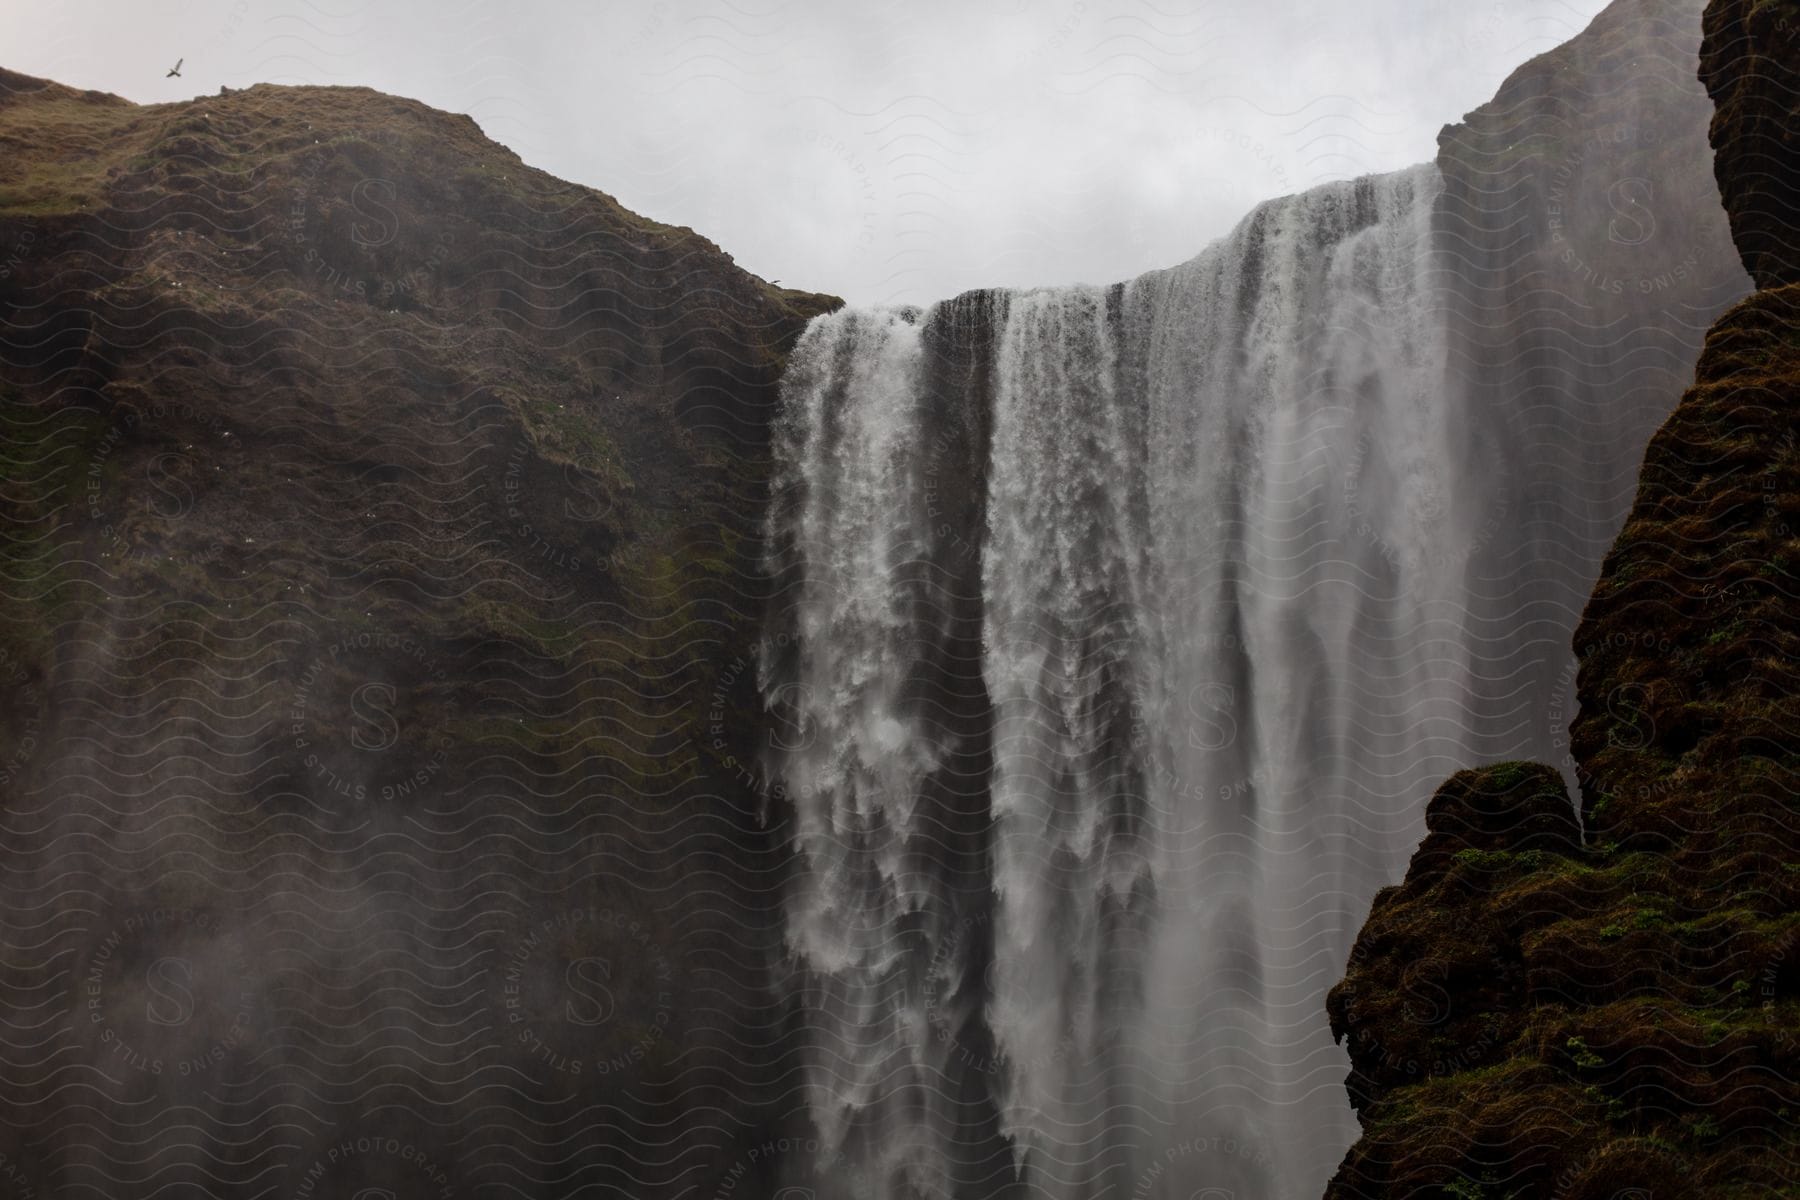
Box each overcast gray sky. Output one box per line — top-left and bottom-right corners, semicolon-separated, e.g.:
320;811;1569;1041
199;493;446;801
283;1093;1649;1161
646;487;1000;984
4;0;1613;305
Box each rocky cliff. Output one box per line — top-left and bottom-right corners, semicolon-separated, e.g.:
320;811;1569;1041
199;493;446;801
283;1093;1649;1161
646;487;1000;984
1700;0;1800;290
0;67;835;1197
0;0;1777;1192
1326;2;1800;1195
1433;0;1748;782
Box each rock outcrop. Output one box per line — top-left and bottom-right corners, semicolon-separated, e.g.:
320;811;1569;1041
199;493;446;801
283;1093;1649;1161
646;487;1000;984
1700;0;1800;288
1327;1;1800;1193
0;67;835;1198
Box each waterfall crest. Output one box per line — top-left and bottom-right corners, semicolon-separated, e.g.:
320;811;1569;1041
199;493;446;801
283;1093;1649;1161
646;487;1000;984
760;132;1730;1194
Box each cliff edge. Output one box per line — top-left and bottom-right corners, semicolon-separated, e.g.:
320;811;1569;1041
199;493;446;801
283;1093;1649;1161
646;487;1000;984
0;67;835;1197
1326;2;1800;1195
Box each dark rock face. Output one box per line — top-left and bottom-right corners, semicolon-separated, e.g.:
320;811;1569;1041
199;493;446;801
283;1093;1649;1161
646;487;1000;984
1400;764;1583;887
0;68;835;1197
1700;0;1800;288
1329;290;1800;1200
1327;1;1800;1194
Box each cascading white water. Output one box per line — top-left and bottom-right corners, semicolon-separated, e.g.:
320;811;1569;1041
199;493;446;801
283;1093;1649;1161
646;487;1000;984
761;306;956;1197
762;162;1610;1199
1122;165;1458;1198
982;284;1154;1198
976;166;1460;1199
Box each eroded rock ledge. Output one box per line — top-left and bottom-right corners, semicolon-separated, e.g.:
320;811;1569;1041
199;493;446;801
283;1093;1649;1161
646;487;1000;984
1326;1;1800;1192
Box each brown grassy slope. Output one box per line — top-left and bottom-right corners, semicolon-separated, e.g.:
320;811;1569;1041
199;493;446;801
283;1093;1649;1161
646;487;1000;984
0;66;836;1197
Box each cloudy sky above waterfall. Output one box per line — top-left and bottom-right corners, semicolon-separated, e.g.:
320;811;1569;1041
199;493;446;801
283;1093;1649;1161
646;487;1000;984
7;0;1614;304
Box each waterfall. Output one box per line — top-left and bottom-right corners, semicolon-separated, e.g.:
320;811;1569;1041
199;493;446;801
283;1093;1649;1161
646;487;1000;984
761;307;944;1191
983;283;1153;1198
762;300;1005;1198
1120;166;1457;1199
760;156;1709;1198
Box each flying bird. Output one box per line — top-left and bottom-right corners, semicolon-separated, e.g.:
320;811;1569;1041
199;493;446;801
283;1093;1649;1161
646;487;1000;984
166;58;183;78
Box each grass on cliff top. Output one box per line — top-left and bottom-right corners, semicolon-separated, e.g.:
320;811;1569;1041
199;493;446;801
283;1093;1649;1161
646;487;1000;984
0;79;147;215
0;66;831;313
